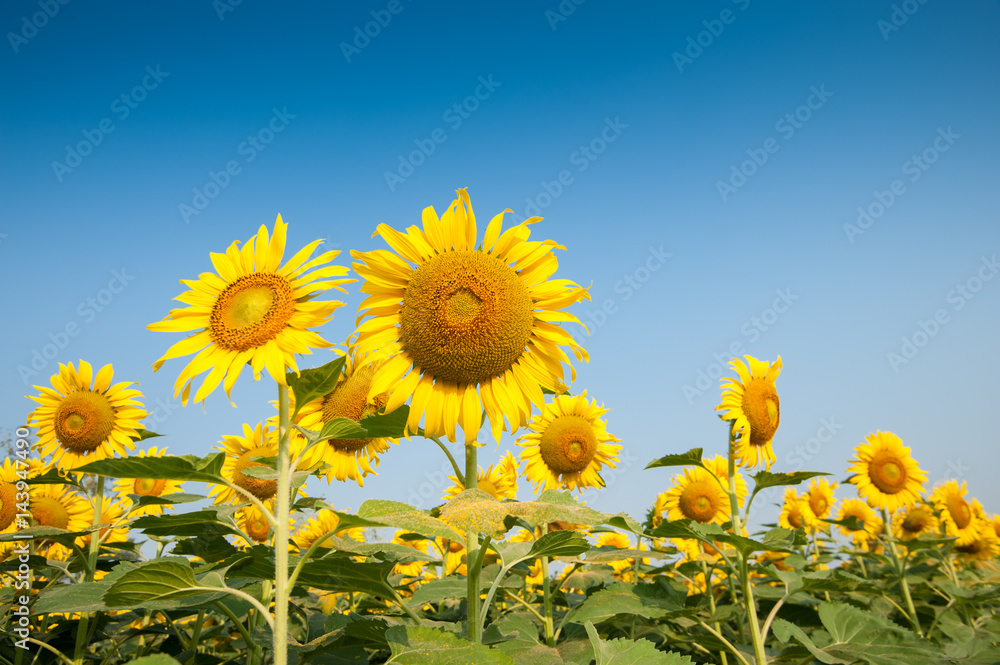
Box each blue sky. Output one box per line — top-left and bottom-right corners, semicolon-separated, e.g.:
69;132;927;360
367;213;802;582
2;1;998;531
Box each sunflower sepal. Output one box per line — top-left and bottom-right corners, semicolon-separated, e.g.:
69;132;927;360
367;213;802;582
286;356;347;419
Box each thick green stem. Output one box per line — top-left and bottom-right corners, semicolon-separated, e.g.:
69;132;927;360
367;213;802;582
881;509;922;636
274;383;292;665
702;560;728;665
187;609;205;664
541;555;555;646
213;601;254;662
465;441;481;643
74;474;105;665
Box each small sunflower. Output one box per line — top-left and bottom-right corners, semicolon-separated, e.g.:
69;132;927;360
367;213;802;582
293;509;364;552
660;466;730;525
517;391;621;493
805;478;838;522
594;532;647;580
293;350;395;487
112;447;185;517
30;484;92;557
848;431;926;511
891;503;939;541
954;518;1000;563
149;215;352;405
237;505;273;545
434;537;468;576
208;423;303;507
716;355;782;470
779;489;816;531
932;481;984;546
27;361;145;471
835;498;882;550
351;189;590;444
77;498;129;548
443;451;519;501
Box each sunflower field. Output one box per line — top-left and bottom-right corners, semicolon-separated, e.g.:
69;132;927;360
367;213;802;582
2;191;998;665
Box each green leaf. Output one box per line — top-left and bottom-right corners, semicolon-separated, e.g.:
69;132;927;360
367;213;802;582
384;625;515;664
529;531;590;559
0;525;97;546
103;560;223;607
287;355;347;416
644;449;705;471
76;453;226;483
124;656;183;665
352;406;410;439
25;466;78;486
490;614;564;665
584;621;695;665
131;507;242;538
132;429;165;442
295;557;396;597
314;417;369;443
129;492;205;510
749;471;831;505
565;581;687;625
648;520;781;558
359;499;463;541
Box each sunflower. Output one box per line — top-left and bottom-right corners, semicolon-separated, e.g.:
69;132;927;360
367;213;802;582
1;458;46;533
779;489;816;531
30;484;92;558
594;532;647;580
149;215;352;405
112;447;185;517
443;451;519;501
208;422;303;507
517;391;621;493
891;503;939;541
848;432;926;511
236;505;279;546
660;465;730;525
835;498;882;550
954;518;1000;563
351;189;590;445
716;355;782;470
805;478;838;522
293;509;365;552
27;361;145;471
392;531;432;579
701;455;748;508
932;481;984;546
293;350;395;487
434;537;468;576
77;498;129;548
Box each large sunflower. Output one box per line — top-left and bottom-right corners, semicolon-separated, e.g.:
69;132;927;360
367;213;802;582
701;454;747;508
660;465;730;525
805;478;838;522
293;350;395;487
351;189;590;444
30;484;92;558
112;447;185;517
891;503;938;541
932;480;984;546
517;392;621;493
443;451;518;501
716;355;782;470
208;422;303;507
835;498;882;550
848;431;926;511
27;361;146;471
149;215;352;405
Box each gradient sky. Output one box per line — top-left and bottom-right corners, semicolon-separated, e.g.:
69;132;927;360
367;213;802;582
2;1;998;532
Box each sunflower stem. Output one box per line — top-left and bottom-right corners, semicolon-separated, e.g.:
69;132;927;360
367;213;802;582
464;440;481;643
701;560;728;665
541;554;555;646
429;435;465;486
726;427;768;665
273;383;292;665
881;508;922;636
73;474;105;665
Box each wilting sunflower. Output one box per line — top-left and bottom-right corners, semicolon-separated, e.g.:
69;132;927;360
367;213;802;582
28;361;146;471
954;518;1000;563
779;489;816;531
77;498;129;548
892;503;939;541
112;447;185;517
208;422;303;507
351;189;590;444
149;215;352;405
443;451;519;501
293;350;395;487
848;431;926;511
30;484;92;557
805;478;838;522
932;480;984;546
716;355;782;470
518;391;621;493
835;498;882;550
660;466;730;525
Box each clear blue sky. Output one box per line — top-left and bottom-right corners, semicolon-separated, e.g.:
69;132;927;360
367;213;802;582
2;0;998;529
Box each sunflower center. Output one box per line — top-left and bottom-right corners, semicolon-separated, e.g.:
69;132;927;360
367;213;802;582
902;508;929;534
787;506;803;529
956;540;983;556
810;495;828;518
742;380;780;447
0;483;17;531
321;365;386;453
869;455;907;494
133;477;167;497
946;494;972;529
679;481;720;523
538;415;598;475
32;496;70;530
400;250;533;385
209;272;296;351
232;448;277;500
53;390;117;454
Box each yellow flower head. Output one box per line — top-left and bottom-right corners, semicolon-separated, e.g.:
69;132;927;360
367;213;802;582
1;458;46;533
954;518;1000;563
805;478;838;521
293;509;364;553
848;431;926;511
112;447;185;517
517;391;621;493
595;532;647;579
30;484;92;558
28;361;145;471
661;466;730;525
835;498;882;551
779;489;817;531
208;423;304;507
351;189;590;444
237;505;274;546
392;531;432;579
931;480;984;546
149;215;352;405
443;451;519;501
293;350;396;487
701;455;748;508
891;503;939;541
716;355;781;470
